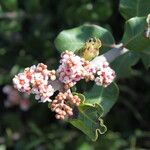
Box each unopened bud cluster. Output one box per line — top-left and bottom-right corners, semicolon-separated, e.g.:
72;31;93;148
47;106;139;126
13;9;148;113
13;50;116;120
51;91;80;120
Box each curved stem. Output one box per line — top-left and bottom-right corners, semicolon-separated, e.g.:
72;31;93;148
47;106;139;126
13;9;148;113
91;43;129;68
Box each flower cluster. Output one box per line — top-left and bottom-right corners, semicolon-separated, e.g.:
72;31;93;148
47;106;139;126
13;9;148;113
13;63;56;103
51;91;81;120
12;50;116;120
95;61;116;87
57;51;96;89
3;85;30;111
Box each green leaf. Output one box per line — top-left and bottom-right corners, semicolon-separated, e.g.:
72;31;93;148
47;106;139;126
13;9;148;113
77;142;94;150
84;83;119;116
0;0;18;11
111;51;140;78
122;17;150;51
141;47;150;69
69;103;107;141
55;24;115;53
119;0;150;20
73;92;85;102
0;145;6;150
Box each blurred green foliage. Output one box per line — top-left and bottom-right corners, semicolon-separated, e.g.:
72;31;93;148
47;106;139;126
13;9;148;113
0;0;150;149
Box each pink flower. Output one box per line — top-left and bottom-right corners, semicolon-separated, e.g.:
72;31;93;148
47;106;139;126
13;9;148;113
13;63;56;103
95;61;116;87
3;85;30;111
20;99;30;111
57;51;96;89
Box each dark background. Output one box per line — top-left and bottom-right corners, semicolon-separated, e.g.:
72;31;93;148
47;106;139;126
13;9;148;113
0;0;149;149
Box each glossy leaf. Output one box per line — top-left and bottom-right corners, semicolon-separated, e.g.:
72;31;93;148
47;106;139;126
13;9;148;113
84;83;119;116
69;103;107;141
119;0;150;20
122;17;150;51
55;24;115;53
111;51;140;78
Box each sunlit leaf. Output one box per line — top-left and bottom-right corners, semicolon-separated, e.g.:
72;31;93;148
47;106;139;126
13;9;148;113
55;24;115;53
84;83;119;116
69;103;107;141
111;51;140;78
122;17;150;51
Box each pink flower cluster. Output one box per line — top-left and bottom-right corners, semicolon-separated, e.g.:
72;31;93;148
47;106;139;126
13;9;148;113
95;62;116;87
12;50;116;120
13;63;56;103
57;51;115;88
3;85;30;111
57;51;96;89
51;91;81;120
